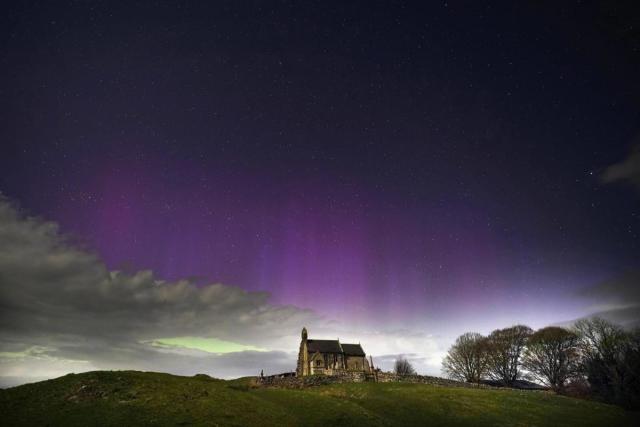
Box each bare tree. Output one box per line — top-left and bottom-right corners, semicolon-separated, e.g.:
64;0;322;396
442;332;489;383
486;325;532;386
394;356;416;375
522;327;579;391
574;317;640;408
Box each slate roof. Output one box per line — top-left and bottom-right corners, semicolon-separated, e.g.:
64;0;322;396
341;343;366;357
307;339;343;353
306;339;367;356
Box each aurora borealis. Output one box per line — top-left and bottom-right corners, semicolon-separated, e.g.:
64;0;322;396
1;2;639;386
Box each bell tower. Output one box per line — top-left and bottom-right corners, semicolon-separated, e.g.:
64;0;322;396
297;327;310;376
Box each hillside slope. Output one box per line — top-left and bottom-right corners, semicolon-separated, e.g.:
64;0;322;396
0;371;635;426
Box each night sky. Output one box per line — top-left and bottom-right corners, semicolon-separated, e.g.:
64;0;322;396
1;1;639;383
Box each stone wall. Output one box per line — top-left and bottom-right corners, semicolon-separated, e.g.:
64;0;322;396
375;372;494;389
255;371;494;390
257;371;368;388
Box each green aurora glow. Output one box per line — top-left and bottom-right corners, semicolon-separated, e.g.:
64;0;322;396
148;337;265;354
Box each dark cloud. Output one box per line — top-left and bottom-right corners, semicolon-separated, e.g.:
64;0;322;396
579;271;640;303
602;142;640;192
0;196;317;383
573;271;640;328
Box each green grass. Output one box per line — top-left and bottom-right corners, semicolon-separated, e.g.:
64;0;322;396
0;371;636;426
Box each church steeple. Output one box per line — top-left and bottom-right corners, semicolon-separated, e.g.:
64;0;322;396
301;327;308;341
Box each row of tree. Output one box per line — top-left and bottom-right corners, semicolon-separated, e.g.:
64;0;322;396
442;317;640;409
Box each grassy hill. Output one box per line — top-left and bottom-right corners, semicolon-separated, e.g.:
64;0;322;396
0;371;635;426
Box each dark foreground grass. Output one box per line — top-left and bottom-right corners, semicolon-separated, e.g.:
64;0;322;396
0;371;636;426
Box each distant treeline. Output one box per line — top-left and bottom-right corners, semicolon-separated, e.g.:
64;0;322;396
442;318;640;409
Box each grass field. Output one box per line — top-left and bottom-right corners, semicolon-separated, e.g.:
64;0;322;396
0;371;636;426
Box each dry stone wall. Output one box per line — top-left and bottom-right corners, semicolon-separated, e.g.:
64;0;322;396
257;371;368;388
256;371;494;389
375;373;493;389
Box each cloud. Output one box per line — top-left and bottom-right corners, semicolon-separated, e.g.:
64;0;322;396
146;337;266;354
579;271;640;303
0;196;447;386
601;143;640;192
0;196;318;383
569;271;640;328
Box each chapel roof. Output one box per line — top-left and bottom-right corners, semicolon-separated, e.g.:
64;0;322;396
307;339;343;353
341;343;366;357
306;339;366;356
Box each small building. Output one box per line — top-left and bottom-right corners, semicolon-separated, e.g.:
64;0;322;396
296;327;372;376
